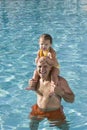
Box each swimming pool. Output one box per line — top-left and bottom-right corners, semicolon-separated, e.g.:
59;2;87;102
0;0;87;130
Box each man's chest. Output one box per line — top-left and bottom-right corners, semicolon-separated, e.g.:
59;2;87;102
38;81;51;94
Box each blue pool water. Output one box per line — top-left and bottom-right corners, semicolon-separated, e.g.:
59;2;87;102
0;0;87;130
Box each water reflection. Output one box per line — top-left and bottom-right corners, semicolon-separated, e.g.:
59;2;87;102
0;0;9;42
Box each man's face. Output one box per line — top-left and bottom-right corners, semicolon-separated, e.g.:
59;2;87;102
37;58;52;80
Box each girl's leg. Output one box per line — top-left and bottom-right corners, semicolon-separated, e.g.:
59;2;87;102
50;68;59;94
51;68;59;85
32;69;39;81
26;70;39;90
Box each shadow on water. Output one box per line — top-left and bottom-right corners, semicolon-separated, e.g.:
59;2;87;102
49;120;70;130
29;117;70;130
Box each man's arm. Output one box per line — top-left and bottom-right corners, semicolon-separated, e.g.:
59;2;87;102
55;76;75;103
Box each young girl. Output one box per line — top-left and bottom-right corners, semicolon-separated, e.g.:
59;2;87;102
26;34;60;93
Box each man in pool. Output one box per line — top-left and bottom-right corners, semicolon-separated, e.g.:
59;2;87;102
29;57;75;130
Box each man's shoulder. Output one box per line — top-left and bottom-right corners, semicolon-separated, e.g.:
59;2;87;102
58;76;68;86
58;76;66;81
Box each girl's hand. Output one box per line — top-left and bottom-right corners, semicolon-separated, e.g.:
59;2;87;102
47;52;52;59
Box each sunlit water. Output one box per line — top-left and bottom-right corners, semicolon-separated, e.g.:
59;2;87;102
0;0;87;130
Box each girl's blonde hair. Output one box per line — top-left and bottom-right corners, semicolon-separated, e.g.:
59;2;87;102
39;34;52;44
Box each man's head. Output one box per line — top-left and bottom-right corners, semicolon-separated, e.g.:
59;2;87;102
37;57;52;80
39;34;52;51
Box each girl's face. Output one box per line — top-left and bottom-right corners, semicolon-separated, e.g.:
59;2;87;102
39;38;51;51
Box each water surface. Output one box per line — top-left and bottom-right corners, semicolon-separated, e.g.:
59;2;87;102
0;0;87;130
